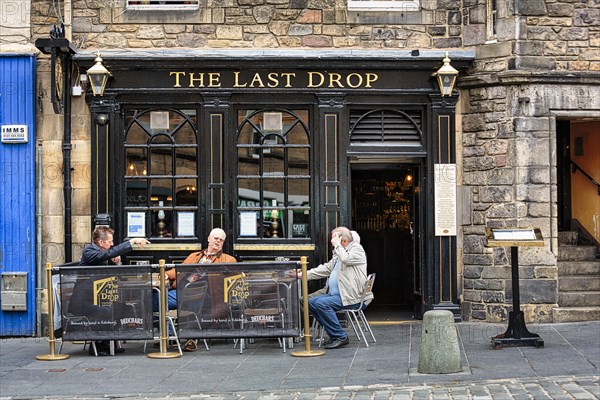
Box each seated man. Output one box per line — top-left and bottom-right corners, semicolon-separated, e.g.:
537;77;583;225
71;226;150;356
303;227;372;349
153;228;236;351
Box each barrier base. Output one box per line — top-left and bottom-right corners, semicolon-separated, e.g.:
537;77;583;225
291;349;325;357
147;351;182;359
36;354;70;361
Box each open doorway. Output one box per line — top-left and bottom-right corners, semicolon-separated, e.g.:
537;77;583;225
557;119;600;247
351;167;419;321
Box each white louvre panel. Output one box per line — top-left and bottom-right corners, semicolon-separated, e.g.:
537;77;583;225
350;110;422;146
126;0;200;10
347;0;419;11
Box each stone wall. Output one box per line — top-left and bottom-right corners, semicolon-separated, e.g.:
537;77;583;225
35;58;91;266
1;0;37;53
29;0;600;322
29;0;482;49
458;0;600;321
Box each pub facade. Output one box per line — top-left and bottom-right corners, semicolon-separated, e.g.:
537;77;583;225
76;50;469;320
2;0;598;336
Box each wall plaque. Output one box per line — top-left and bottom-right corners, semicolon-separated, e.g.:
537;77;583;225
434;164;457;236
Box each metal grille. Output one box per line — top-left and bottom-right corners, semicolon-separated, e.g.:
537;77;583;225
349;109;423;146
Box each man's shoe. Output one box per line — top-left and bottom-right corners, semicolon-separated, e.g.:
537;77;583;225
89;345;109;356
113;341;125;353
321;337;335;346
324;337;349;349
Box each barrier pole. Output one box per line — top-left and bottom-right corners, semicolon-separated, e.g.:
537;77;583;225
292;256;325;357
37;263;69;361
148;259;181;359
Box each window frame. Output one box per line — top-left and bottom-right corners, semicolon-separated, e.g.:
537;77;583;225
122;107;200;241
347;0;419;11
486;0;498;41
235;108;312;242
126;0;200;11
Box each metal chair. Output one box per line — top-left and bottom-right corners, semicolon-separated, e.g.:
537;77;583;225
168;279;210;351
316;273;377;347
237;278;287;354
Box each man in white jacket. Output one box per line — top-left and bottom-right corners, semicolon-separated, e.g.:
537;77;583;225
305;227;372;349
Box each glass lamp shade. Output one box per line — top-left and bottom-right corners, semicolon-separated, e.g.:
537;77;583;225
433;52;459;97
87;54;110;96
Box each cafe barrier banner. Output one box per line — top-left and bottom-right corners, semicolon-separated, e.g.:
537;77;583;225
59;266;154;341
174;262;300;339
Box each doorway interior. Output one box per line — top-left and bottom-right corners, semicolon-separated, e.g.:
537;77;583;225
351;167;418;321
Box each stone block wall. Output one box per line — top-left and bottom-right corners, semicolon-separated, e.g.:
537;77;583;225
28;0;498;49
458;0;599;322
459;79;600;322
28;0;600;322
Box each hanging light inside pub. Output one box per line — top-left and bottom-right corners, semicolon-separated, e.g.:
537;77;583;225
86;52;111;96
432;52;459;96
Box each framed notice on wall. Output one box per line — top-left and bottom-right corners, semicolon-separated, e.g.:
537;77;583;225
434;164;457;236
127;212;146;237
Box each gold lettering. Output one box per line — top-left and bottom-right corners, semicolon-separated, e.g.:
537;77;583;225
170;71;378;89
249;73;265;88
365;73;378;88
188;72;205;88
307;72;325;88
170;71;185;88
267;73;279;88
233;71;247;87
346;73;363;88
280;72;295;87
208;73;221;88
328;73;343;88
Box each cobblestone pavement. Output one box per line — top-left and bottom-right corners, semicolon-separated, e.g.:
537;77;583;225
12;375;598;400
1;322;598;400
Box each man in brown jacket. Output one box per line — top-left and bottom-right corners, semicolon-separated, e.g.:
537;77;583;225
163;228;236;351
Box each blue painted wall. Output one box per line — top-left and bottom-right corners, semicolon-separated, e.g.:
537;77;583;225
0;54;37;336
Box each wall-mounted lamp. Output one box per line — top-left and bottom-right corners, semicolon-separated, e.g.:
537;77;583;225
432;52;459;97
86;52;111;96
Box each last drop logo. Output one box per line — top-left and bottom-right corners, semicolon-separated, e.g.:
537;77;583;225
92;276;119;307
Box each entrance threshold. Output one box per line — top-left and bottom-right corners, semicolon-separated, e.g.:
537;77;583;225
364;305;415;324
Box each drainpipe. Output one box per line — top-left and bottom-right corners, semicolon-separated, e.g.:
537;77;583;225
63;55;73;262
64;0;72;41
36;141;43;337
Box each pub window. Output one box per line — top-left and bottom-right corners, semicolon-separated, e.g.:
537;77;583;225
126;0;200;10
123;109;199;240
347;0;419;11
237;109;311;240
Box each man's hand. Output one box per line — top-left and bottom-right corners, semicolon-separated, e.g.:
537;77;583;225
330;233;341;247
130;238;150;248
111;256;122;264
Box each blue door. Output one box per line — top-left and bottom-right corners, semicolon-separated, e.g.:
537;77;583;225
0;54;37;336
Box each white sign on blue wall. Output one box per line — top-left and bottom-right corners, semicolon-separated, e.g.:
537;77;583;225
1;125;28;143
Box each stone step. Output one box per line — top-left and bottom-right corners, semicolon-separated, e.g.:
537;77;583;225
557;261;600;276
558;291;600;307
558;276;600;292
558;245;599;261
552;306;600;323
558;231;579;245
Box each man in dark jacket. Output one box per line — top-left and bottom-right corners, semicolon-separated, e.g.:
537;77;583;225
69;226;149;355
80;226;149;265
